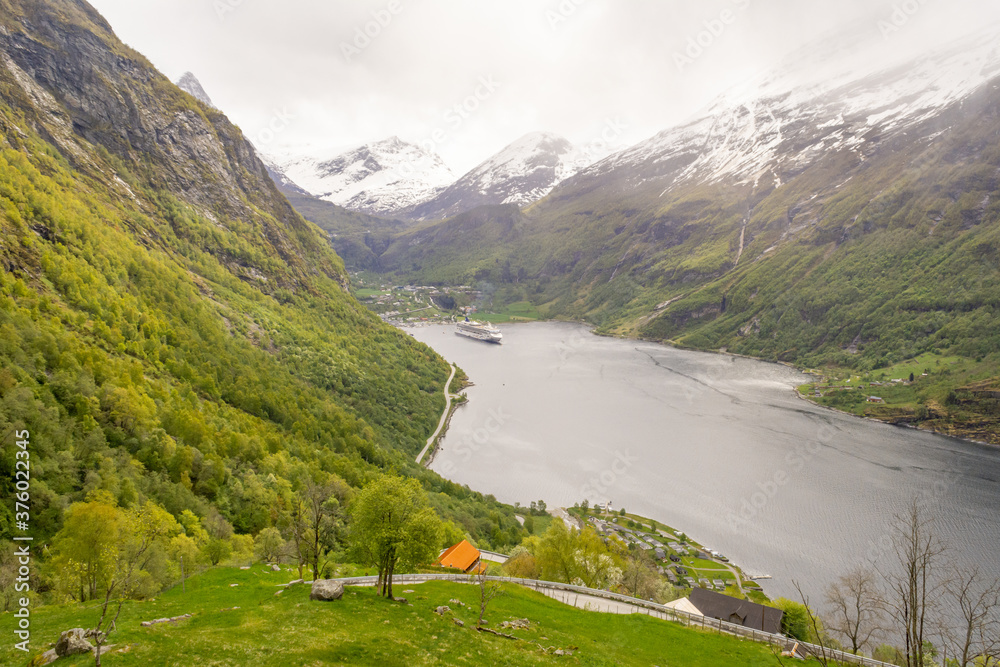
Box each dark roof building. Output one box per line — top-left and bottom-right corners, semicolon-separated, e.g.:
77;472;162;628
688;588;784;635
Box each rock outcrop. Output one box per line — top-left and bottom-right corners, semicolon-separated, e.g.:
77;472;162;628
309;579;344;601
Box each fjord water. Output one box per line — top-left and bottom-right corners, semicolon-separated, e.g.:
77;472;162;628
410;322;1000;600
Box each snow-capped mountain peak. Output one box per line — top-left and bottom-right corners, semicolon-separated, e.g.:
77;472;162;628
583;26;1000;195
405;131;586;220
269;137;455;217
175;72;215;108
469;131;584;201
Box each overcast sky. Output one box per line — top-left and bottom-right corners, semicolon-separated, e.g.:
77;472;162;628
88;0;1000;173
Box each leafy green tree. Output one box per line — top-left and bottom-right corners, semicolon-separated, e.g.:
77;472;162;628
622;551;661;600
48;491;122;602
203;539;232;566
536;519;577;583
775;597;813;641
349;474;442;599
89;501;178;666
254;527;285;564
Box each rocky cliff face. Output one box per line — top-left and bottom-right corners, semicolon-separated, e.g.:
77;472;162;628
0;0;339;290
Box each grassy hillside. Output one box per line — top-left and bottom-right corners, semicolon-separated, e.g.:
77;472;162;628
1;566;829;666
0;0;524;553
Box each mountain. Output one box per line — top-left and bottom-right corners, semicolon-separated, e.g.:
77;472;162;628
270;137;455;217
175;71;215;108
259;152;312;197
0;0;523;548
373;28;1000;439
405;131;585;221
578;30;1000;197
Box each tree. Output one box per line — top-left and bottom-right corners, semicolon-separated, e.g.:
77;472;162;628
622;551;661;600
474;563;503;627
300;477;349;581
503;546;538;579
282;493;310;578
940;565;1000;667
794;580;831;667
203;507;234;541
536;519;577;583
48;491;122;602
349;474;442;599
825;566;885;654
203;538;232;566
776;597;813;642
254;527;285;564
878;500;948;667
90;501;177;666
281;480;341;579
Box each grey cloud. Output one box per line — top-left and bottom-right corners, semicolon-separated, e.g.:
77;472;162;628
89;0;1000;172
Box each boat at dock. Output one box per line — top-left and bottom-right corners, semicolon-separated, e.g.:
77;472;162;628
456;318;503;344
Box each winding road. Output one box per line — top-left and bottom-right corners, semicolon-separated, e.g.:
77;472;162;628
416;364;457;465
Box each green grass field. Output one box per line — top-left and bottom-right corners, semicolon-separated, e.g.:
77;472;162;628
2;566;834;666
476;301;542;323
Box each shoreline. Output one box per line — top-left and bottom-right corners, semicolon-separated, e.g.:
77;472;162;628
415;364;457;465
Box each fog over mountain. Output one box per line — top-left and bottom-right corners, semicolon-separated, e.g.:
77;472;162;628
88;0;1000;174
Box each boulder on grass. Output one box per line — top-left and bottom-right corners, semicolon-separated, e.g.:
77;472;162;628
309;579;344;601
55;628;93;657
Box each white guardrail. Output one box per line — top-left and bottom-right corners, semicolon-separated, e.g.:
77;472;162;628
325;573;895;667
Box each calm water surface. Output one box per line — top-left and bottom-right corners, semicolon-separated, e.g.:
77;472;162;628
410;322;1000;601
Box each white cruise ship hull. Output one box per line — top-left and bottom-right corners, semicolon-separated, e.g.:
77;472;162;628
455;321;503;344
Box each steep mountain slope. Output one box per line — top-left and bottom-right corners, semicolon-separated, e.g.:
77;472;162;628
271;137;455;217
404;132;584;221
0;0;523;547
281;188;407;272
175;71;215;108
375;29;1000;439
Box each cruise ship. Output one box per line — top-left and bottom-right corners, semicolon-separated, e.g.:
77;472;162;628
455;318;503;344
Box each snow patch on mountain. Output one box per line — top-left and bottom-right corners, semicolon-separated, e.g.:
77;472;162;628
406;132;586;220
270;137;455;217
587;27;1000;194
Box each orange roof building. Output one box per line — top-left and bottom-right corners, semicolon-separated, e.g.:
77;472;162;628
434;539;485;573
